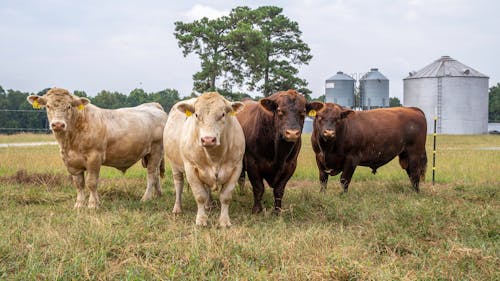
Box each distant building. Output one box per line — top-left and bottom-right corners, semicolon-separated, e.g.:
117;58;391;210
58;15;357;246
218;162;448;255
325;71;355;108
359;68;389;109
404;56;489;134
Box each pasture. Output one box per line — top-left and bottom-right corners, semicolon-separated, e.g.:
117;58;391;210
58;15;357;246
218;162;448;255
0;133;498;280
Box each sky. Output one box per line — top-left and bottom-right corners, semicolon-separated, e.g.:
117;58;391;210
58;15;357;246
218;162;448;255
1;0;499;102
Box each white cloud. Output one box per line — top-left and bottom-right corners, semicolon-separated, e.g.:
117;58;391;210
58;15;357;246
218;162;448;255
183;4;228;21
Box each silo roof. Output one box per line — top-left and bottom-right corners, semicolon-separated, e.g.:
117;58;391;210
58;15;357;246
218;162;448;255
360;68;388;80
404;56;488;79
326;71;354;81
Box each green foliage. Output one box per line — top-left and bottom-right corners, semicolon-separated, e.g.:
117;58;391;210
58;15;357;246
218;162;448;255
389;97;402;107
489;83;500;122
0;85;182;133
174;6;312;97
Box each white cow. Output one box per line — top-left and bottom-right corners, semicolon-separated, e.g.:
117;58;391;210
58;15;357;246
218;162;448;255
27;88;168;208
164;92;245;227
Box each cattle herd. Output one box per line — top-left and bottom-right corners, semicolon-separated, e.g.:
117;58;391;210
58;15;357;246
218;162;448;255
27;88;428;227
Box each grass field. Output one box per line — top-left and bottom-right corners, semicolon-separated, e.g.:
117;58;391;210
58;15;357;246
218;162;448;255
0;133;499;280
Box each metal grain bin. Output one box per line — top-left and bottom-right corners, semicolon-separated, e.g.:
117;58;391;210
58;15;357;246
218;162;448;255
325;71;355;108
404;56;489;134
359;68;389;109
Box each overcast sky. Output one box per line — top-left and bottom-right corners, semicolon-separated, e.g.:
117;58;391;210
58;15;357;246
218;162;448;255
1;0;498;101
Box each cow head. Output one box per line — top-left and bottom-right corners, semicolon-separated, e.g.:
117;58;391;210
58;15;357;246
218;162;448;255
259;89;316;142
177;92;244;148
312;102;354;141
27;88;90;133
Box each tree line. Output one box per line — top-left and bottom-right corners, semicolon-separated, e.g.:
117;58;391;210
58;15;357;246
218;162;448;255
0;86;181;133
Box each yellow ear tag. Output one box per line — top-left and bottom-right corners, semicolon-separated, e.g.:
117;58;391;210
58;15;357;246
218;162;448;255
32;100;42;109
308;109;317;117
77;104;84;111
185;110;192;117
229;111;236;116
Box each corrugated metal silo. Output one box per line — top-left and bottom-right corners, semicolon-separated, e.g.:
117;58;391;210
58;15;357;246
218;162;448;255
404;56;489;134
325;71;355;108
359;68;389;109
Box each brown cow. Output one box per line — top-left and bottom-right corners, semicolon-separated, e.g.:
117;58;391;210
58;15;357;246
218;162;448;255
310;102;427;192
237;89;315;213
27;88;168;208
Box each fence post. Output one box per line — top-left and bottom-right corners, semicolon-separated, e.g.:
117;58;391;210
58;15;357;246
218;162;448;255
432;116;437;185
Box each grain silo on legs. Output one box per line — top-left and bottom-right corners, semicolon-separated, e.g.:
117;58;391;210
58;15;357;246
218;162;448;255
359;68;389;110
404;56;489;134
325;71;355;108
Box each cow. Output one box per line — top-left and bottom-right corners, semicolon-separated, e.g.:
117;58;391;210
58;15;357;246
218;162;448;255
309;102;427;193
163;92;245;227
26;88;168;208
236;89;315;214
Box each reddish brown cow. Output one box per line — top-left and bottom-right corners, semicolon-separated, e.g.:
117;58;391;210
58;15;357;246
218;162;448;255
310;102;427;192
237;90;315;213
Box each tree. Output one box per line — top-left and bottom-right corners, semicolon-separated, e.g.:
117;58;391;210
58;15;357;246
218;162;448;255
489;83;500;122
389;97;402;107
174;16;234;93
174;6;312;97
92;90;128;109
150;89;181;112
237;6;312;96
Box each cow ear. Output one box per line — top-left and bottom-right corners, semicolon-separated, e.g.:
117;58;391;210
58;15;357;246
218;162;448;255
340;109;354;119
72;97;90;110
228;102;244;116
177;103;195;117
306;102;324;117
27;95;46;109
260;98;278;112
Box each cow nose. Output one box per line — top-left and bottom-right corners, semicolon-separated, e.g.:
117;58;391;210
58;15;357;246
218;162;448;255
284;129;301;141
51;122;66;131
201;136;217;147
323;129;335;138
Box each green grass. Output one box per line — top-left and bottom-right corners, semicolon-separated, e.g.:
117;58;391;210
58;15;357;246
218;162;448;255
0;133;499;280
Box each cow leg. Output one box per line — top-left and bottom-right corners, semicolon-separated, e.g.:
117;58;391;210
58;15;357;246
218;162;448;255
185;167;209;226
319;170;329;193
86;154;102;209
315;153;329;192
219;183;235;227
72;173;86;209
141;147;163;201
172;169;184;214
340;161;357;193
237;169;246;194
246;168;265;214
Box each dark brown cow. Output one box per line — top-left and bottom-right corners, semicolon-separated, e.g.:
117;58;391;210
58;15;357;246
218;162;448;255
237;89;314;213
310;102;427;192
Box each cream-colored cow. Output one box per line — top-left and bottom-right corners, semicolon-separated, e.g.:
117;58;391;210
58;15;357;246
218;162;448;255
164;92;245;227
27;88;168;208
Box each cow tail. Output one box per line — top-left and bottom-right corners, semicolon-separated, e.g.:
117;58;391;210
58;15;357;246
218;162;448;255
159;157;165;178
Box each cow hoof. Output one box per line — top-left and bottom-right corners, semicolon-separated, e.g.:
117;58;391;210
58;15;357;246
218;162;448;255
219;218;232;228
320;187;327;193
272;208;282;215
252;205;263;214
73;201;85;209
172;205;182;214
87;203;99;209
196;216;208;226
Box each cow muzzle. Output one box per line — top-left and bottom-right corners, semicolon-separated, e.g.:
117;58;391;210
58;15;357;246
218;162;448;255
50;121;66;132
284;129;301;142
201;136;217;147
323;129;335;139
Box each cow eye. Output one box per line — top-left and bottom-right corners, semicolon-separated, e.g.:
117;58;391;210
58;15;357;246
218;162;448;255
67;105;71;110
222;112;225;118
46;105;51;109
